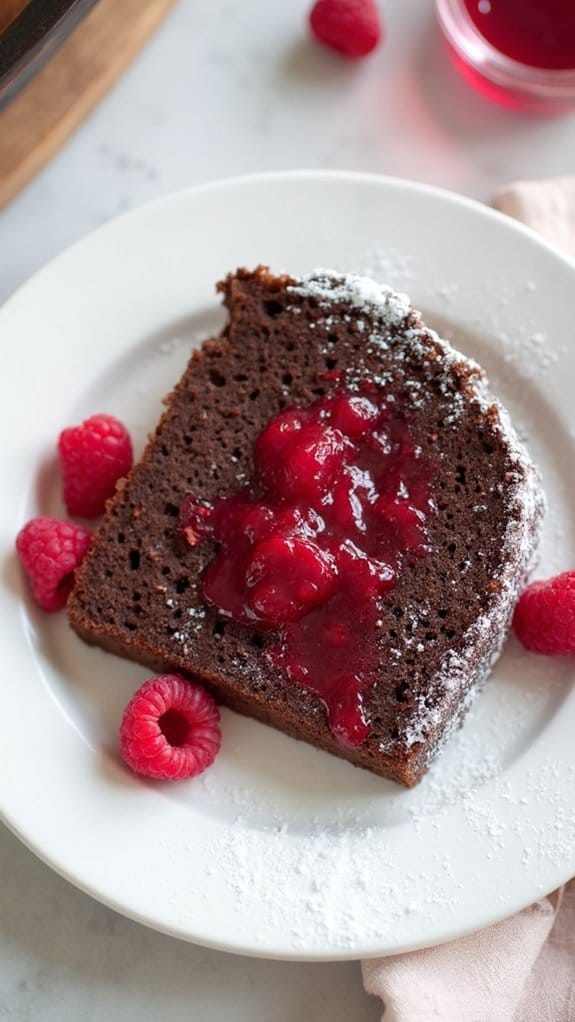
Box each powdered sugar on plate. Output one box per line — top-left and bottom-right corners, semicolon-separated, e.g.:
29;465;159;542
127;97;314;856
169;256;575;953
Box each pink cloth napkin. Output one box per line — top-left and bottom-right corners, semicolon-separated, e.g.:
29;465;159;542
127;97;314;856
361;177;575;1022
495;176;575;261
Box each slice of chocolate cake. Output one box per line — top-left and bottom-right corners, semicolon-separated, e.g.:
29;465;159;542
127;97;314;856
68;267;544;786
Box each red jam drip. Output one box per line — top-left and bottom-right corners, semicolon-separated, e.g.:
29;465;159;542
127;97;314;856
181;390;436;747
464;0;575;71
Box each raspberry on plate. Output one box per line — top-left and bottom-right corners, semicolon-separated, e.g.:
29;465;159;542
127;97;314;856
309;0;382;58
16;516;92;612
58;413;133;518
120;675;221;781
513;571;575;655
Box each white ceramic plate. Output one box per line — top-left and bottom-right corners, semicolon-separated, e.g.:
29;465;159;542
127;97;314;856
1;172;575;961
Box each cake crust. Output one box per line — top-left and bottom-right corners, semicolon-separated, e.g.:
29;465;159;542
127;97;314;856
68;267;544;786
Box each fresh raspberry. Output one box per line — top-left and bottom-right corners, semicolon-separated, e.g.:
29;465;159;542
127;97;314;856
120;675;221;781
16;516;92;612
58;414;133;518
513;571;575;655
309;0;382;58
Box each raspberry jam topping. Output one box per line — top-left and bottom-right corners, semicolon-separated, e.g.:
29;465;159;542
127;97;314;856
181;390;436;747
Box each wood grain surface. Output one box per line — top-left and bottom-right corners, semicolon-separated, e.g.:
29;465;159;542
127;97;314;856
0;0;28;33
0;0;175;210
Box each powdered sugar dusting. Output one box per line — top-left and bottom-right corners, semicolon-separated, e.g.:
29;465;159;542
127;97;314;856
181;629;575;953
118;262;571;955
286;269;545;763
142;260;575;955
191;718;575;952
289;269;411;329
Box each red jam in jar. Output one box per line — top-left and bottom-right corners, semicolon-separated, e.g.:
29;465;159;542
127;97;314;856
181;389;436;748
464;0;575;70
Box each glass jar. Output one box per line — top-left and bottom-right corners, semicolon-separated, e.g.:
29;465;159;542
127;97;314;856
435;0;575;112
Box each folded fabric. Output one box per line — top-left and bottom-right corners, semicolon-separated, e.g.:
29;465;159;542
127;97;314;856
362;176;575;1022
495;176;575;260
363;885;575;1021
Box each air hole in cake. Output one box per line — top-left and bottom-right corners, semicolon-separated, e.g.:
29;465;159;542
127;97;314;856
263;299;284;318
118;532;125;544
425;631;437;641
282;372;293;386
209;368;226;388
133;591;141;602
212;620;225;638
129;550;140;570
395;682;411;702
455;466;466;485
232;447;242;461
161;566;171;577
175;576;190;594
124;622;137;632
312;387;325;397
250;634;265;649
325;357;338;370
161;445;169;457
234;373;249;382
163;503;179;517
286;341;295;352
327;333;338;345
483;442;495;455
249;388;260;401
447;543;456;555
392;607;404;619
438;608;448;619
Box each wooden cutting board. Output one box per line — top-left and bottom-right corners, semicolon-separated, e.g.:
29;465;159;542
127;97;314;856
0;0;175;210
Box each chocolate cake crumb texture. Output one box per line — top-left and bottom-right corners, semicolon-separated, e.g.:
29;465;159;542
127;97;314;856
68;267;545;786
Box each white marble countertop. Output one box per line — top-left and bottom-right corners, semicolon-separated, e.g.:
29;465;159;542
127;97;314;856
1;0;575;1017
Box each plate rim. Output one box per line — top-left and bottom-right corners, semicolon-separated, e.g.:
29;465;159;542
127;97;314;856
3;169;575;315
